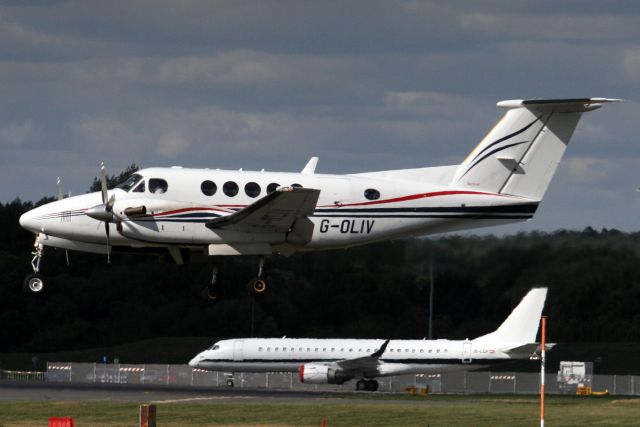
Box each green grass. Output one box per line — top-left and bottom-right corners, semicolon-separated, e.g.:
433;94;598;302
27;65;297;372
1;395;640;426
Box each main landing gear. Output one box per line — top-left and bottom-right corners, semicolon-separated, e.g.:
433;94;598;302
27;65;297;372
355;379;379;392
23;234;46;295
200;257;269;303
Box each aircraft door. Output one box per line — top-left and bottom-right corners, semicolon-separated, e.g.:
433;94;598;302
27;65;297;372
462;341;472;364
233;340;244;361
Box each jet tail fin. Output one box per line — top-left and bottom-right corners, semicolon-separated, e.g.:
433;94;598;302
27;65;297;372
452;98;621;200
474;287;548;345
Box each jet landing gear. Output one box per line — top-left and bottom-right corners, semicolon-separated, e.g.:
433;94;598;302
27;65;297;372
23;235;46;295
356;379;379;392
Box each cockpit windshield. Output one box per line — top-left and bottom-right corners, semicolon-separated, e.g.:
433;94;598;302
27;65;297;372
208;344;220;351
117;174;143;192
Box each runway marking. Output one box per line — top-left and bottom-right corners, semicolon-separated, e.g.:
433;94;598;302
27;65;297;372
151;396;255;404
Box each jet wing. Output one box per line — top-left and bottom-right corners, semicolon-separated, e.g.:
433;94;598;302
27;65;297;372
333;339;390;373
205;187;320;234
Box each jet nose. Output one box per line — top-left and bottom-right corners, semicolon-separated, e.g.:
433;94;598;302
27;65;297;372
19;209;40;233
188;355;202;368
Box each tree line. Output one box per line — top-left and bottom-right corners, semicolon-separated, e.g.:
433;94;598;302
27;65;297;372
1;184;640;354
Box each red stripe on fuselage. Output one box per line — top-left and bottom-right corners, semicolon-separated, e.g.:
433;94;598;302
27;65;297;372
318;190;514;208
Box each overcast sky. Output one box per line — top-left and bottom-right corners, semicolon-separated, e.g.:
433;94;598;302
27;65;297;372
2;1;639;233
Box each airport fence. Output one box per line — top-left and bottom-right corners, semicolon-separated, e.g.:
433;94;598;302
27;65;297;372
35;363;640;396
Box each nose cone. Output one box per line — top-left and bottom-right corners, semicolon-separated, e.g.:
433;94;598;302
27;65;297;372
19;209;40;233
188;354;202;368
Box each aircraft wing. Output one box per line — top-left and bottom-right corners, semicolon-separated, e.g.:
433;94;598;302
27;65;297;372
333;339;390;373
205;187;320;234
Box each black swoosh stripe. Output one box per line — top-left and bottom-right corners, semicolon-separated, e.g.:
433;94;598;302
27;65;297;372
461;140;528;178
470;115;543;163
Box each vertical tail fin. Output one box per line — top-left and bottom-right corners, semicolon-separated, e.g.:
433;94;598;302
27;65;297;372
474;287;548;345
452;98;621;200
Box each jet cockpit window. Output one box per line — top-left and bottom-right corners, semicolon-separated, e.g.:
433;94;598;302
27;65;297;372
208;344;220;351
117;174;143;192
149;178;168;194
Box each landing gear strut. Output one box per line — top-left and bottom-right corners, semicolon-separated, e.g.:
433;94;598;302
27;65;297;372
23;234;46;295
200;266;221;302
200;257;269;302
355;379;379;392
246;257;268;296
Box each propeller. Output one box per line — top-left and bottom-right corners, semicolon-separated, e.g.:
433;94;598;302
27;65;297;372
85;163;118;263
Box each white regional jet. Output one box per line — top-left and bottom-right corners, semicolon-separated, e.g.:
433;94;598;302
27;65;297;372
189;288;549;391
19;98;619;299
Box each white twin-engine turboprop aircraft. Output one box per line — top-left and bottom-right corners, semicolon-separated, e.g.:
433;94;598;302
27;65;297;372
19;98;619;298
189;288;549;391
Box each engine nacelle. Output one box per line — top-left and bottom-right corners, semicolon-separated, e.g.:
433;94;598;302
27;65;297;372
298;363;347;385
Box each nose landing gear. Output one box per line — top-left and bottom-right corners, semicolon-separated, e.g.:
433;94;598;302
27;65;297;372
23;234;46;295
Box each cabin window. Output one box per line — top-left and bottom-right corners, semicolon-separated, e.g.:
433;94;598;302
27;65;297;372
149;178;168;194
275;347;279;351
267;347;271;351
307;348;311;352
245;182;261;198
258;347;263;351
223;181;239;197
201;180;217;196
299;347;302;351
390;349;394;353
349;348;353;352
436;349;440;353
266;183;280;194
117;174;143;192
340;348;344;352
405;349;409;353
291;183;303;188
420;349;424;353
331;348;335;352
323;348;327;352
364;188;380;200
428;349;432;353
132;181;145;193
315;348;318;352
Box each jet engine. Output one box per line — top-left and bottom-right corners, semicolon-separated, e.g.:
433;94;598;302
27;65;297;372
298;363;348;384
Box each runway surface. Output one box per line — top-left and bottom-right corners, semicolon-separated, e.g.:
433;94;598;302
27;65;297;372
0;382;441;405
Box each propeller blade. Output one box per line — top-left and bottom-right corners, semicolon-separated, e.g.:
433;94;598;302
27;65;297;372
100;162;108;205
107;194;116;212
105;221;111;264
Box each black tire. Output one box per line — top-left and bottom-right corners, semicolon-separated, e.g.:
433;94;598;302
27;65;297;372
200;285;221;303
23;273;45;295
369;380;379;392
356;379;367;391
226;379;234;387
247;278;268;296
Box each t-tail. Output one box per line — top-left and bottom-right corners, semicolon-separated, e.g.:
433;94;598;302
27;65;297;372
473;287;548;352
452;98;621;200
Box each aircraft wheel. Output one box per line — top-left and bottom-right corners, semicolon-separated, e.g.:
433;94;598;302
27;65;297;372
200;285;221;303
23;273;45;295
355;379;367;391
226;378;234;387
368;380;379;392
247;278;268;296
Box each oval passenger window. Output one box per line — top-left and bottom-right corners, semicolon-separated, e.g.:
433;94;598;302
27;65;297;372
364;188;380;200
223;181;239;197
201;180;217;196
245;182;261;198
